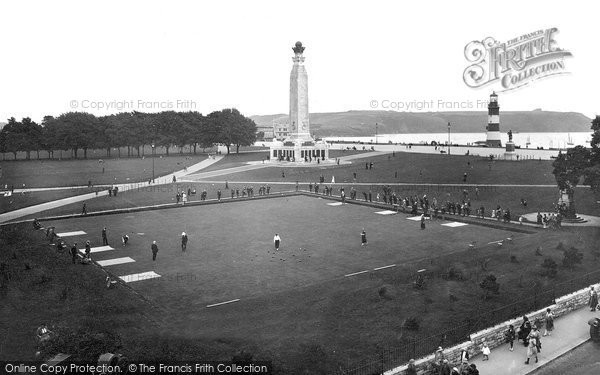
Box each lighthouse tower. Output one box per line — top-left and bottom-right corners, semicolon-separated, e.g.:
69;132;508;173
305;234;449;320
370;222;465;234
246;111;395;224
486;92;501;147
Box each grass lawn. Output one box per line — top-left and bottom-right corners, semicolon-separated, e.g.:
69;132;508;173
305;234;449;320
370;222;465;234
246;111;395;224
200;149;369;173
0;155;208;188
0;188;105;214
199;153;559;185
15;182;294;221
30;195;600;373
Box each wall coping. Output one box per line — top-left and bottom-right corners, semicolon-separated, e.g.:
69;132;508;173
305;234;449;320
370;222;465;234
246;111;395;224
385;282;600;375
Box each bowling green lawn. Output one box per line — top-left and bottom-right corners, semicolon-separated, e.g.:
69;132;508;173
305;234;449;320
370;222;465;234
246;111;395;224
2;194;600;374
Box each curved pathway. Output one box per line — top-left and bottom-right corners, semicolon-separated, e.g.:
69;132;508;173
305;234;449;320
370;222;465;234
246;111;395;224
0;156;223;223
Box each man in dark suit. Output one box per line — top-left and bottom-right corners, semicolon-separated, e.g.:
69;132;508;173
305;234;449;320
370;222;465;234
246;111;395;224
70;243;78;264
181;232;188;252
151;241;159;261
102;227;108;246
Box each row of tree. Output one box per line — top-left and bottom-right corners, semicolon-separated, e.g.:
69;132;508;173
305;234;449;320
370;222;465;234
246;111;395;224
551;116;600;212
0;109;259;159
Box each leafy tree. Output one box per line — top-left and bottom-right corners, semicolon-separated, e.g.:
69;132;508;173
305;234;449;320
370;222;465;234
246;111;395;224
552;146;591;218
562;246;583;269
540;257;558;278
182;111;209;154
479;274;500;299
20;118;43;159
54;112;99;158
40;116;57;159
209;108;256;154
584;116;600;193
232;116;257;153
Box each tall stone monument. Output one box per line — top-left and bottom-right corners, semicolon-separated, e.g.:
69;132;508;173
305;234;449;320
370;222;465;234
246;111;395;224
289;41;310;140
270;42;329;163
504;129;516;159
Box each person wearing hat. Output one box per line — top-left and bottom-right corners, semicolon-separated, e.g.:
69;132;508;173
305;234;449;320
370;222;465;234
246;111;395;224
405;359;417;375
181;232;188;252
273;234;281;251
434;347;444;367
84;241;91;259
361;229;367;246
102;227;108;246
70;243;78;264
439;359;451;375
151;241;159;261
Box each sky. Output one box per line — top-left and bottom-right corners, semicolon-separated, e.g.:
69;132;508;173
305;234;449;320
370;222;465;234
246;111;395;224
1;0;599;123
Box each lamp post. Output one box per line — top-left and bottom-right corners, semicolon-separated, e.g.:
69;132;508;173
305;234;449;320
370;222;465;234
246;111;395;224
375;122;378;144
447;122;451;155
151;143;155;183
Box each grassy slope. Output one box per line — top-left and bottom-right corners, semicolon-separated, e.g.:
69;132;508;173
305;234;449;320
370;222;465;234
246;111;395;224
0;223;265;365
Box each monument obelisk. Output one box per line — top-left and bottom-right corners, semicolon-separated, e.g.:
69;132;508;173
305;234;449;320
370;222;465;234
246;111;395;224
289;41;310;140
269;41;329;163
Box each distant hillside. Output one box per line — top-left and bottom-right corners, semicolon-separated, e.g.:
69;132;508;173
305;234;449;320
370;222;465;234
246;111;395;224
251;111;592;137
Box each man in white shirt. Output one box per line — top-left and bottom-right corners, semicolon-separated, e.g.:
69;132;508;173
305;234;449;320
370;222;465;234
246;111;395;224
273;234;281;251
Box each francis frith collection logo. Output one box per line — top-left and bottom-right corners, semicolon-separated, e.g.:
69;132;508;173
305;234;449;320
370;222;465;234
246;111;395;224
463;27;572;91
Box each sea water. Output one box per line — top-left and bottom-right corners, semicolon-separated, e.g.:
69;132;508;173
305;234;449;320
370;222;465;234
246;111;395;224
323;132;593;149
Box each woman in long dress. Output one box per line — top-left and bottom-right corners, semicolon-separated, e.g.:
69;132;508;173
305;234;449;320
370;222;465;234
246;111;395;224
525;335;538;364
590;287;598;311
544;308;554;336
518;316;532;345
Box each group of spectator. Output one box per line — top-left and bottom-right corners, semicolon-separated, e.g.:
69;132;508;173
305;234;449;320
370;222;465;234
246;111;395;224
230;185;271;199
536;211;562;229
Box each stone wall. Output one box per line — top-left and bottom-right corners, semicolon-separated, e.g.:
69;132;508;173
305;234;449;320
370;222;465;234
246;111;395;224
385;282;600;375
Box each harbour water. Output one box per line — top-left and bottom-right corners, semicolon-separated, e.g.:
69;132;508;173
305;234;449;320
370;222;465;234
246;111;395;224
323;132;592;150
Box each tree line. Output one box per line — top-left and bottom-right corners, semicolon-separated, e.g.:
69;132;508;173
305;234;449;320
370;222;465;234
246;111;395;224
0;109;259;159
551;115;600;204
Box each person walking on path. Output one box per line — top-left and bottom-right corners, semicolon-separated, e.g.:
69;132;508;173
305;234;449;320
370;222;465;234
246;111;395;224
361;229;367;246
122;234;129;246
439;359;451;375
518;316;532;346
70;243;78;264
589;286;598;311
273;234;281;251
525;332;539;364
102;227;108;246
505;324;516;351
151;241;159;261
544;308;555;336
81;203;87;215
481;340;490;361
84;240;91;259
420;214;426;230
181;232;188;252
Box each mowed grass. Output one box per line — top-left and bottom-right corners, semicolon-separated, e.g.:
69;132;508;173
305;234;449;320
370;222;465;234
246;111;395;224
38;195;526;370
0;187;104;214
199;149;367;173
201;152;559;185
43;195;518;306
6;196;600;373
0;155;207;188
16;182;294;221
